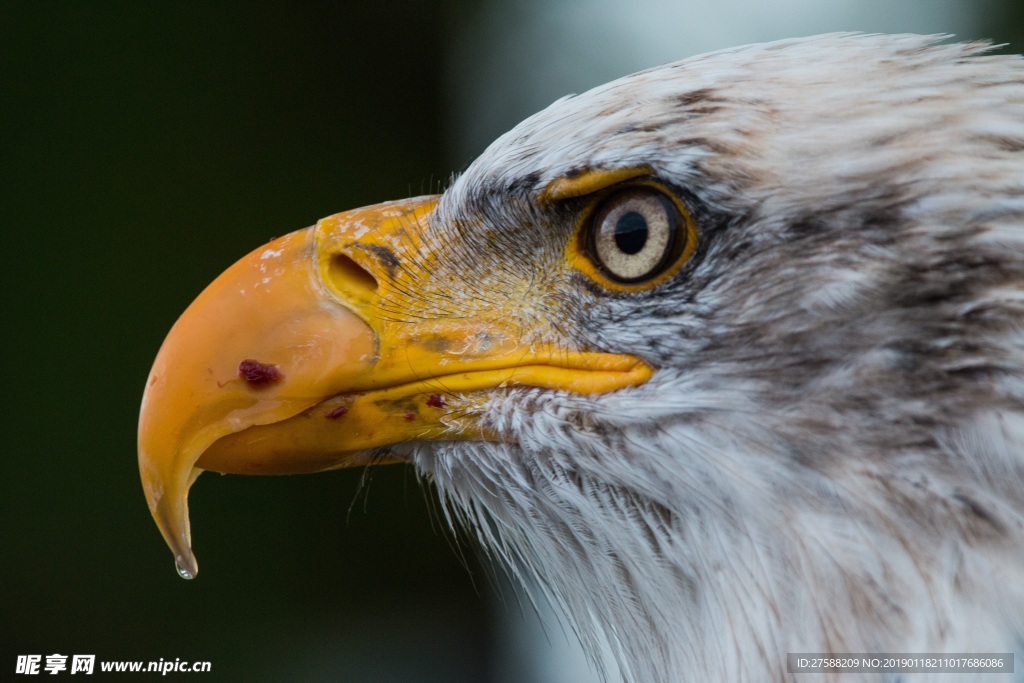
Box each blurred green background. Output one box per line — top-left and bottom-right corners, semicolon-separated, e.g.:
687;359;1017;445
3;2;1022;681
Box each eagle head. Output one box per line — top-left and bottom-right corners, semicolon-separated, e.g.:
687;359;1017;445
139;34;1024;680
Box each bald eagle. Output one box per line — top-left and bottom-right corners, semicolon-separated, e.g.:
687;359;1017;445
139;34;1024;681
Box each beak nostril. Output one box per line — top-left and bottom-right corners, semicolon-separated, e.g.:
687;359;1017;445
329;254;379;294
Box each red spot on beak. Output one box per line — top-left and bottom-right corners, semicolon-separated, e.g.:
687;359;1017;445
324;405;349;419
403;412;416;421
238;359;283;387
426;394;446;408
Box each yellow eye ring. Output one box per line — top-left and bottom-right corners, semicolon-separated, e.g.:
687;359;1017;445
568;182;698;292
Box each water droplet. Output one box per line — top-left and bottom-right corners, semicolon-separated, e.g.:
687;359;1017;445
174;554;197;580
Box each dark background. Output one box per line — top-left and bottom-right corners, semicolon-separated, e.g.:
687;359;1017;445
4;3;493;681
3;3;1023;681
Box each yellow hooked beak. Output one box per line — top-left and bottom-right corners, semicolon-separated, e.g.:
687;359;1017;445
138;196;652;579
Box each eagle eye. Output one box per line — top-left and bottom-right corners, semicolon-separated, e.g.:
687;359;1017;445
588;188;686;283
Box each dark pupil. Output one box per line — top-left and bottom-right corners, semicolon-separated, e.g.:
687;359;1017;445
614;211;648;255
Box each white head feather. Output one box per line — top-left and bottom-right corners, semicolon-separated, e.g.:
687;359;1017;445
411;34;1024;682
